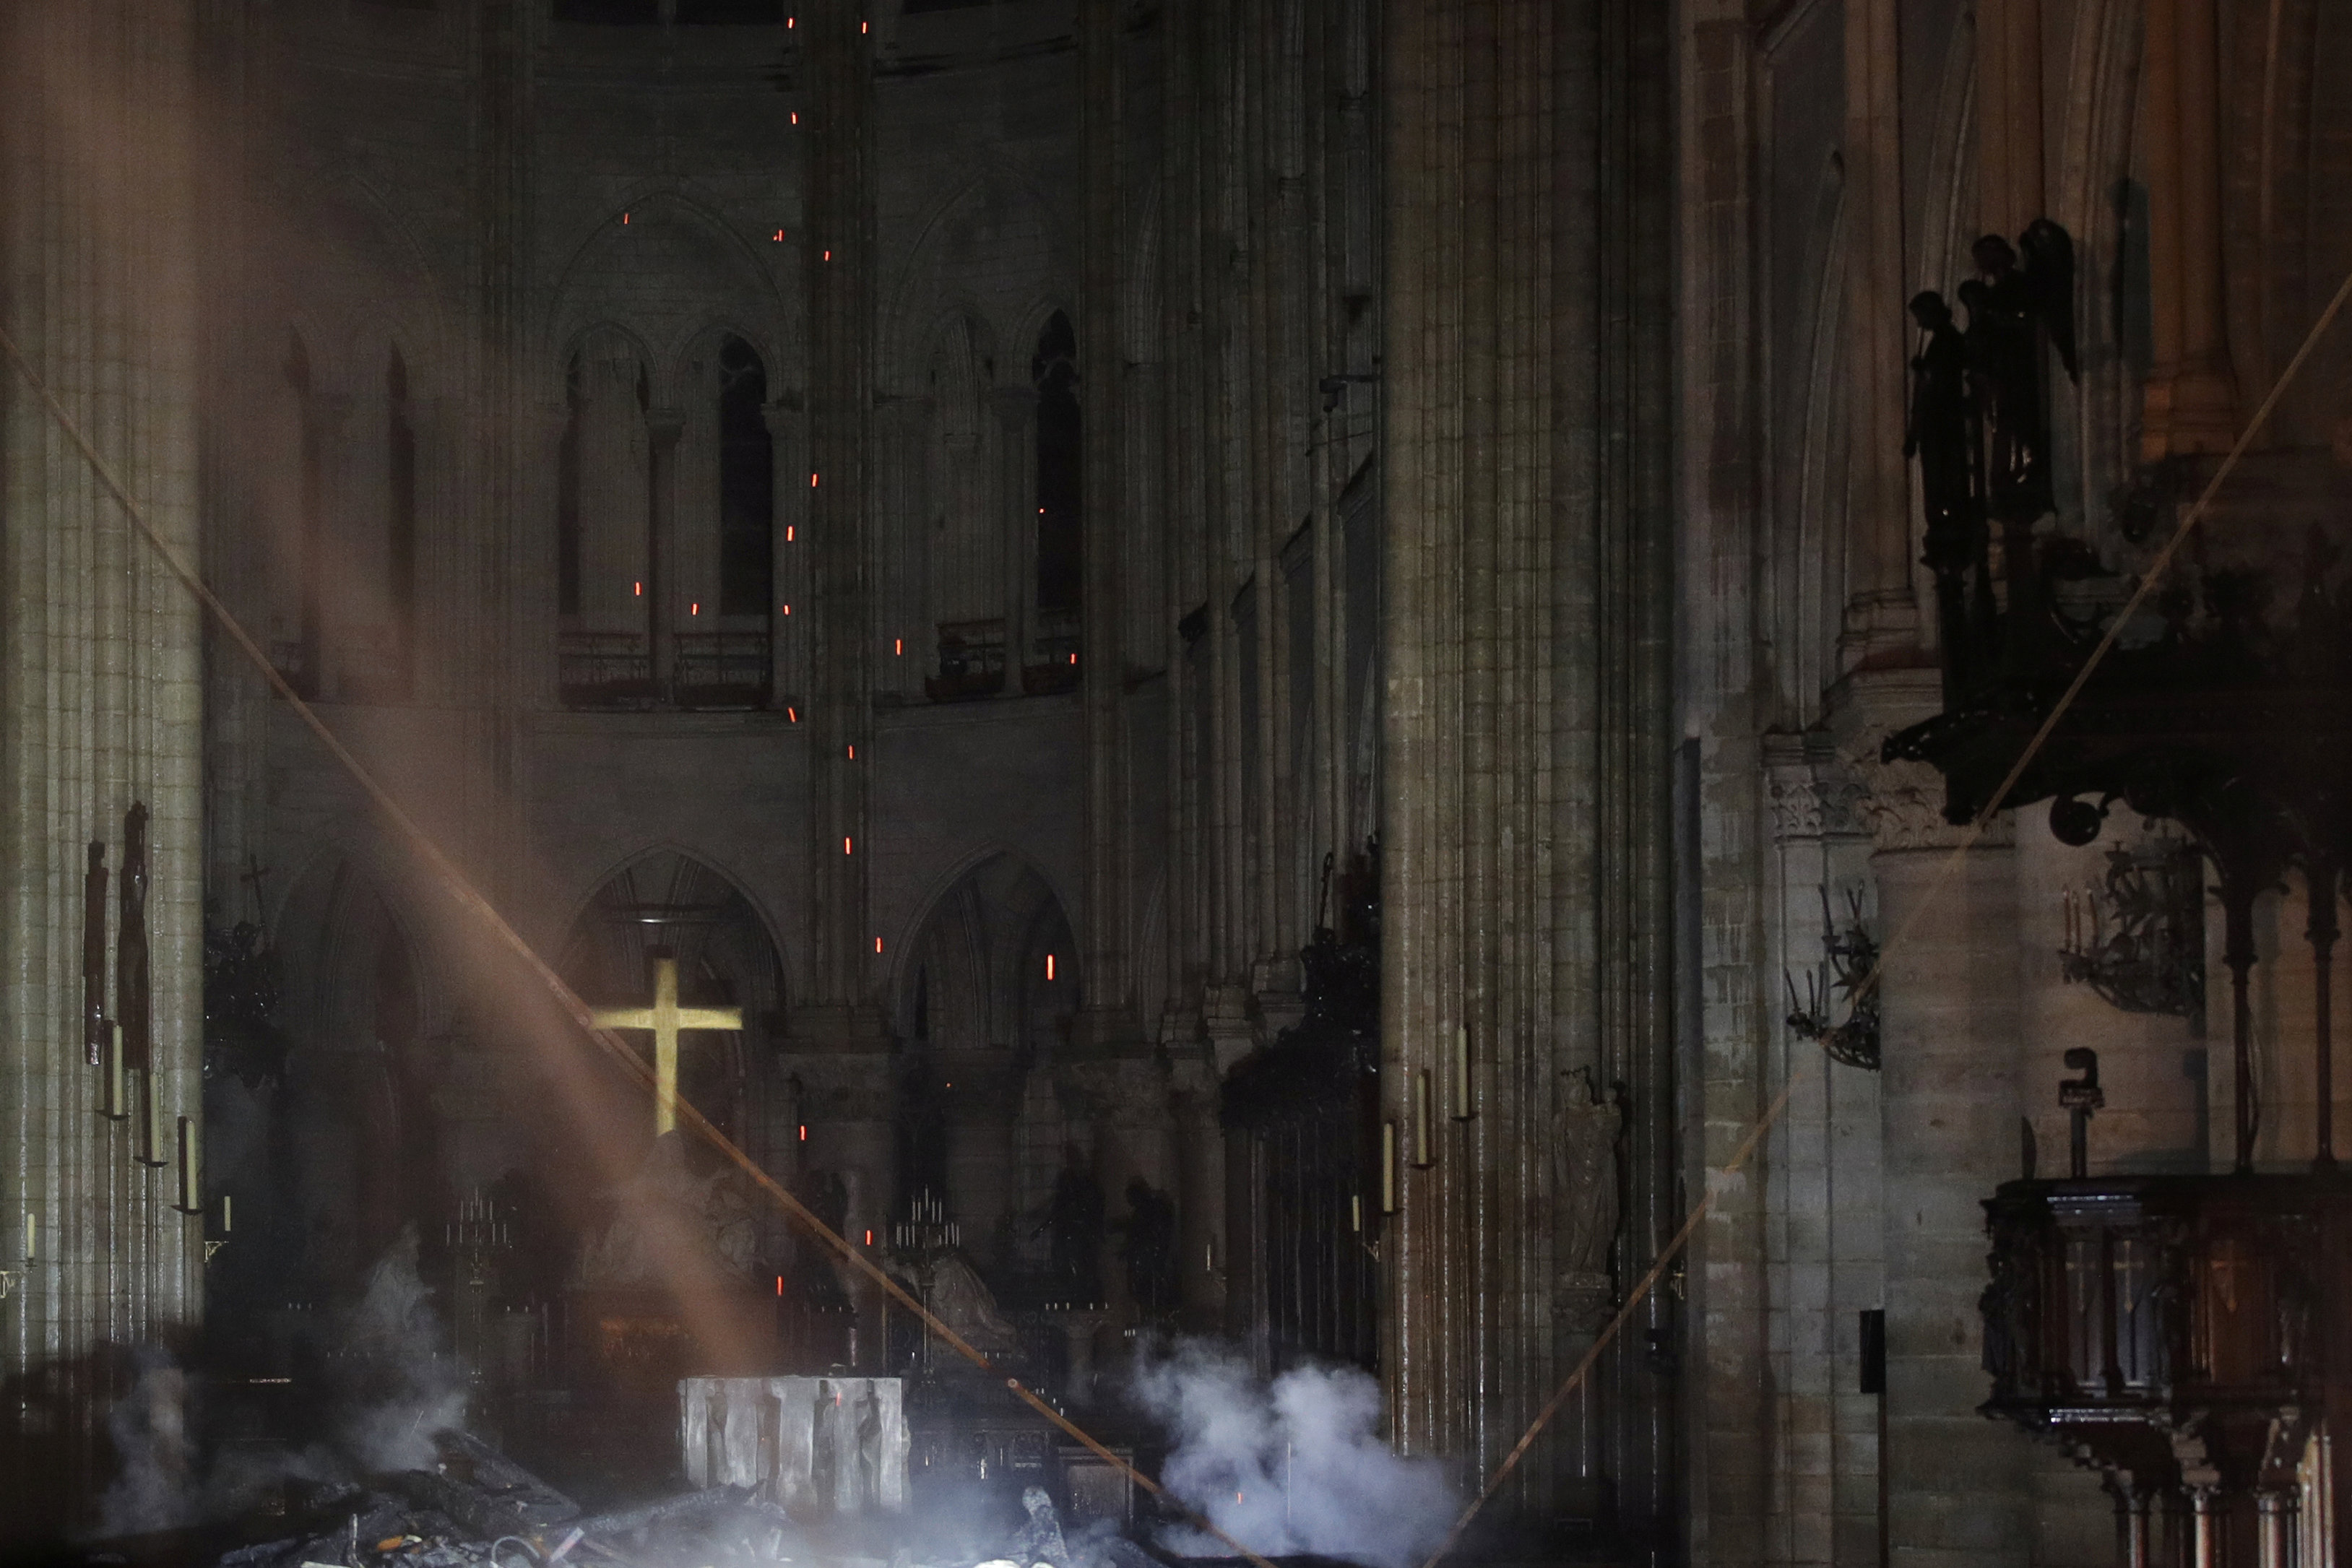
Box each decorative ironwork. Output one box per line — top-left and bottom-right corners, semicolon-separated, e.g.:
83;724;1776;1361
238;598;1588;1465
559;629;657;707
558;630;771;710
1021;607;1081;695
926;617;1007;701
672;629;770;709
1784;885;1881;1070
2057;836;2205;1019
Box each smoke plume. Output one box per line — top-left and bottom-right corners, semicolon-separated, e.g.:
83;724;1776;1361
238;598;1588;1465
330;1226;469;1472
95;1230;464;1538
1128;1340;1456;1568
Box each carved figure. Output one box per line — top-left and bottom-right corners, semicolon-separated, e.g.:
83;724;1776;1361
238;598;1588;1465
1010;1484;1070;1568
573;1131;759;1288
1963;227;2077;524
895;1245;1019;1354
1906;290;1976;539
1551;1067;1625;1337
2020;217;2080;378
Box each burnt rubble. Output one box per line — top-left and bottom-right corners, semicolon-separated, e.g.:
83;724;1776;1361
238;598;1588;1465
204;1432;1169;1568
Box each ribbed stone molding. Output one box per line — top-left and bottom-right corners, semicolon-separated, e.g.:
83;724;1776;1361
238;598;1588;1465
0;0;207;1527
1381;0;1677;1530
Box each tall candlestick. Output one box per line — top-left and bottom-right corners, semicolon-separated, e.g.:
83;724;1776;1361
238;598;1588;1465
1450;1025;1474;1120
1412;1070;1434;1167
1380;1121;1398;1214
175;1116;202;1215
100;1021;127;1121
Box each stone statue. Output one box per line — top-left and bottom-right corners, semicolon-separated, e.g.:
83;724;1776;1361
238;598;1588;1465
1009;1484;1070;1568
889;1244;1019;1355
573;1131;759;1288
1963;225;2076;524
1042;1147;1105;1301
1908;290;1982;680
1551;1067;1625;1337
1905;290;1975;543
2020;217;2080;379
1120;1177;1180;1317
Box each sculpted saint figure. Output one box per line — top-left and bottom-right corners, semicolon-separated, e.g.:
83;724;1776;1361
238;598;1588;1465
1551;1067;1625;1338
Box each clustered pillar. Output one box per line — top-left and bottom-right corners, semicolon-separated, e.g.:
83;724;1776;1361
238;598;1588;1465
0;0;207;1528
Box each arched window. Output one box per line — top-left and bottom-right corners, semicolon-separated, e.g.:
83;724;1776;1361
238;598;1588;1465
386;349;418;693
1032;311;1081;617
717;335;773;617
557;329;656;707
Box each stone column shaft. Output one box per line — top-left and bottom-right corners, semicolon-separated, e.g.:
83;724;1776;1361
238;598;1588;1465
1383;0;1673;1528
1974;0;2047;243
1839;0;1916;656
1075;0;1136;1050
2140;0;2241;457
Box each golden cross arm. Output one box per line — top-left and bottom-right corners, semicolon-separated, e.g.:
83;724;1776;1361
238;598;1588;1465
590;953;743;1135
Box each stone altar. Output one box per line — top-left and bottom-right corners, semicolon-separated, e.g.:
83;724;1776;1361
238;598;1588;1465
680;1375;909;1515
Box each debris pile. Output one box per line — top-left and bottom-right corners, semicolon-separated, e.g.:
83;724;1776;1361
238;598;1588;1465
209;1434;1168;1568
215;1431;810;1568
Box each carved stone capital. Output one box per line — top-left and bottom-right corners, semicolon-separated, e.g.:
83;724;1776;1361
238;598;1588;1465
1828;666;2015;852
1763;730;1868;843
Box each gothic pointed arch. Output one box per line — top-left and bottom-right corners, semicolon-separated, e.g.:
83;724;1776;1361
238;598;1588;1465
558;847;788;1163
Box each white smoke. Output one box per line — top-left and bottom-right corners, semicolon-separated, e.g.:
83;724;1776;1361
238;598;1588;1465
98;1349;196;1536
332;1226;468;1471
95;1231;464;1538
1128;1340;1456;1568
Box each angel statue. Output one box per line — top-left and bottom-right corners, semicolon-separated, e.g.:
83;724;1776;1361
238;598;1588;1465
1961;222;2076;524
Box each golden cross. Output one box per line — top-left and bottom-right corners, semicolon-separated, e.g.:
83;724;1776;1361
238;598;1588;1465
591;952;743;1135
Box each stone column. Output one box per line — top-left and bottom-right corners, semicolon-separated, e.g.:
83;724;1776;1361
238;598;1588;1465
1382;0;1675;1530
763;394;805;707
1839;0;1917;659
0;0;206;1528
991;386;1035;692
528;401;571;709
1838;677;2031;1568
792;0;889;1379
2140;0;2240;458
647;407;684;694
1074;0;1136;1054
306;394;353;698
1974;0;2046;244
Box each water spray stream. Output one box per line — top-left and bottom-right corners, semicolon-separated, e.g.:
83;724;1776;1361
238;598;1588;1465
0;318;1284;1568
